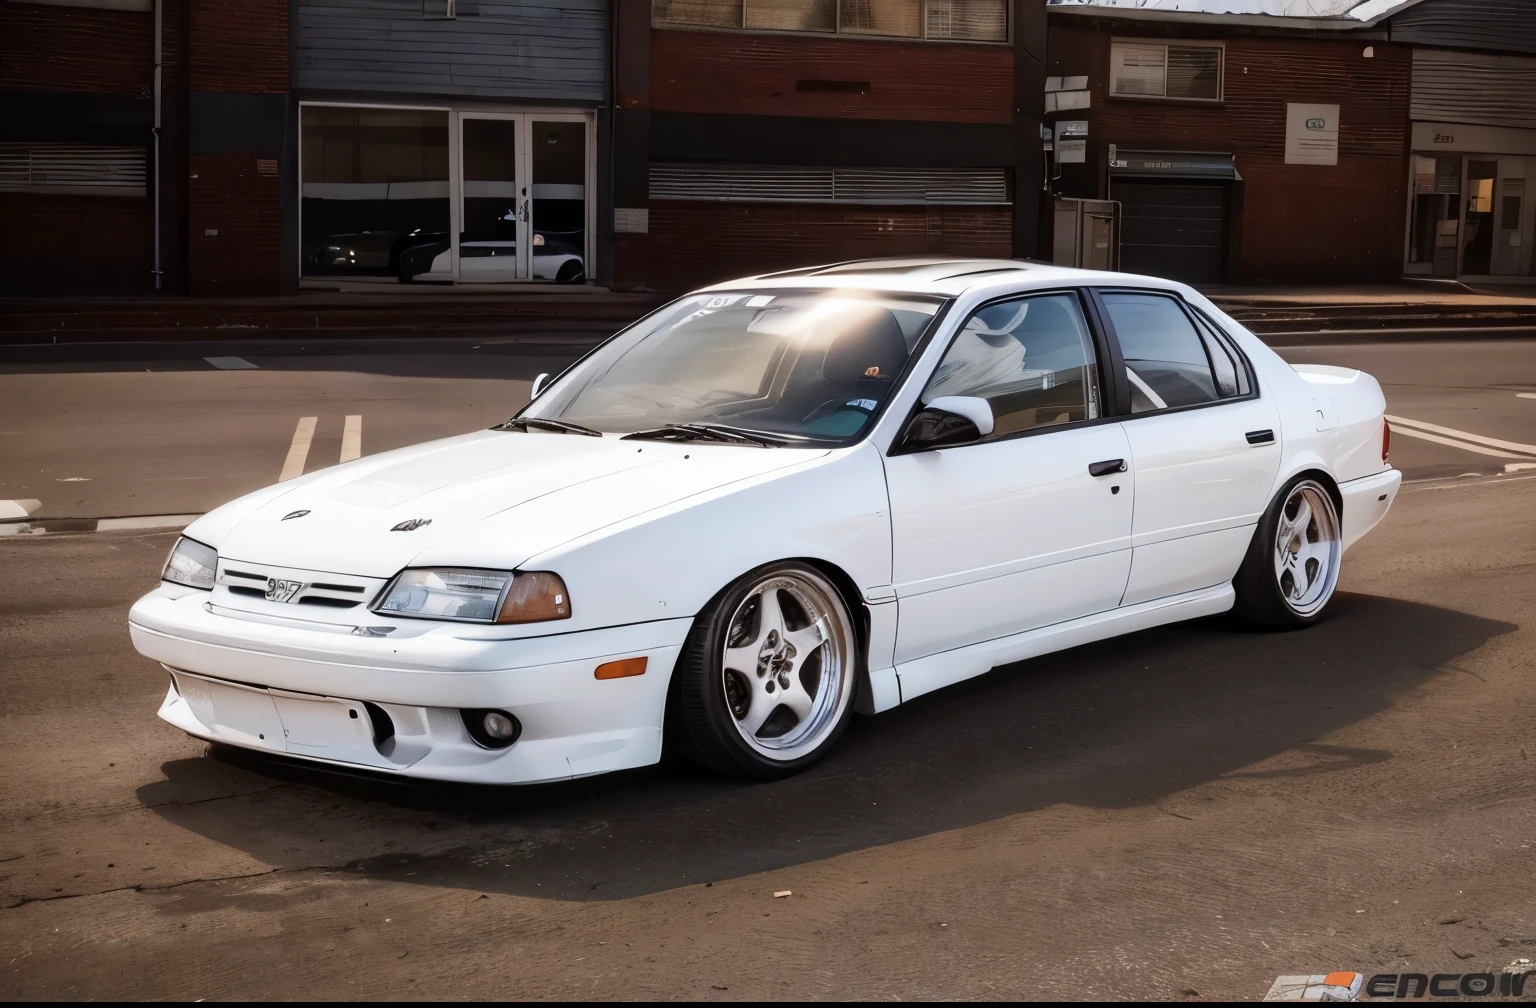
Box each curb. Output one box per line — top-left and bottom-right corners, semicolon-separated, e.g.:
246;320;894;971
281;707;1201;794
0;514;198;537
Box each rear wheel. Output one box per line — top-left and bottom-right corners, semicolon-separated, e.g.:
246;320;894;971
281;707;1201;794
671;562;858;779
1234;476;1343;627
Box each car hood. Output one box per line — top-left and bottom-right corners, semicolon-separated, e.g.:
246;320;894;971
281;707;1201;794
209;430;826;577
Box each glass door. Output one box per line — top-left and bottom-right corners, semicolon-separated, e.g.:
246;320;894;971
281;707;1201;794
1406;154;1462;278
1491;156;1532;277
449;113;590;283
458;114;527;282
530;119;589;283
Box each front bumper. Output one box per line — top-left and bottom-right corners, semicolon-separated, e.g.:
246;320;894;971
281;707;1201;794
131;586;690;784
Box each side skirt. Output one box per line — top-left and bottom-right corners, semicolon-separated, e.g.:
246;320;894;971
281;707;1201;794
893;584;1236;704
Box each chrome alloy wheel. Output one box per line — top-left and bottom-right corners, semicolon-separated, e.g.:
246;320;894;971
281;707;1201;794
719;571;854;761
1273;480;1342;617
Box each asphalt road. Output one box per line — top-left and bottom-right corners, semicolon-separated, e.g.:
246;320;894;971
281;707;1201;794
2;333;1535;1000
1;335;1533;521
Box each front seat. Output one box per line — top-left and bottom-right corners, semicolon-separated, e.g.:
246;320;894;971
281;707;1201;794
799;306;910;433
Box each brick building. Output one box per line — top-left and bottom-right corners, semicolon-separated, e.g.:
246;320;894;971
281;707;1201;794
609;0;1050;292
1044;1;1412;285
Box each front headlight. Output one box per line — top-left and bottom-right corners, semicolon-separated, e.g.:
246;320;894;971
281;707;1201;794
373;569;571;624
162;536;217;590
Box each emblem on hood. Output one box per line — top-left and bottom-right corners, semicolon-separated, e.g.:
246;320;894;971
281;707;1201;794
391;518;433;532
282;510;310;521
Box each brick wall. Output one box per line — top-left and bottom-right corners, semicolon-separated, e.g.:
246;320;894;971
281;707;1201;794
186;0;290;296
1;193;153;295
190;0;290;93
187;154;282;297
0;4;153;93
616;202;1014;293
651;28;1014;123
1049;22;1411;283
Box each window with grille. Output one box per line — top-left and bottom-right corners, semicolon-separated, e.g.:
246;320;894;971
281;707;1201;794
1109;41;1223;102
651;0;1007;42
0;143;147;197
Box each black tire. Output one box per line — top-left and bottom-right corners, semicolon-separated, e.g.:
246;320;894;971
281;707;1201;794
555;259;585;285
1233;474;1343;628
669;561;860;780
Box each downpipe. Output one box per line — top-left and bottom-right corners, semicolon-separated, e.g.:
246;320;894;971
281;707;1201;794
152;0;163;290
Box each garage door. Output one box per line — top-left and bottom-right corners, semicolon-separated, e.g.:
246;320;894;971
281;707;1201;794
1113;181;1228;285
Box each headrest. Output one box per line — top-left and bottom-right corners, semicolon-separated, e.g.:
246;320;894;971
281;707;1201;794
820;306;909;384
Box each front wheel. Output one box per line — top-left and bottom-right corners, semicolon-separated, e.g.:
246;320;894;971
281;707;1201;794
1234;476;1343;628
671;562;859;779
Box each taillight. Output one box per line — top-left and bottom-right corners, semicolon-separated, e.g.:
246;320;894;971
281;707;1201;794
1382;419;1391;464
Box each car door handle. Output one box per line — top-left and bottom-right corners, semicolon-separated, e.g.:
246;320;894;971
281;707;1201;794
1246;429;1275;445
1089;459;1127;477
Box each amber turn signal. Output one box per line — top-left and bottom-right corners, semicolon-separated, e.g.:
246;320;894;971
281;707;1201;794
594;656;648;680
495;571;572;624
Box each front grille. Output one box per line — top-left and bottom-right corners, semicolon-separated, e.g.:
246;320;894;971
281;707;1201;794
215;560;384;617
226;584;361;608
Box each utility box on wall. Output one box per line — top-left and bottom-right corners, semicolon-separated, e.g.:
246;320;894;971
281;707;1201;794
1052;198;1118;271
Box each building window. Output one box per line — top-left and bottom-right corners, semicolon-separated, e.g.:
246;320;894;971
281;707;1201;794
300;107;451;277
1109;41;1223;102
0;143;146;197
652;0;1007;42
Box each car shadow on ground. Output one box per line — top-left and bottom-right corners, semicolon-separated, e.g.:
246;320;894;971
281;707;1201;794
136;592;1511;902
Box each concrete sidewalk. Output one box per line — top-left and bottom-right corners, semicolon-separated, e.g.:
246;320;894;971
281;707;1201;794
3;278;1535;344
1201;281;1536;333
0;284;664;343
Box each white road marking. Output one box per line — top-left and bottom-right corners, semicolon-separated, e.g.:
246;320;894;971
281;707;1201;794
1407;473;1536;492
1387;425;1531;459
1386;414;1536;456
280;417;318;481
204;356;258;370
1519;392;1536;400
95;514;201;531
0;498;41;520
340;415;362;463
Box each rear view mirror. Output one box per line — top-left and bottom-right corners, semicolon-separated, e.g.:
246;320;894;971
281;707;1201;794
899;395;995;451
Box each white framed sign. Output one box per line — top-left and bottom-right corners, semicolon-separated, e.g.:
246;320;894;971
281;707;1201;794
1285;103;1339;166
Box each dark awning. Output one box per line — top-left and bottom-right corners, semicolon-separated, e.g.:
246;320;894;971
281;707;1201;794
1109;150;1238;179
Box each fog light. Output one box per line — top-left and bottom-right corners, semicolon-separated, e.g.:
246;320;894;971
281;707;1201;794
483;711;516;739
462;708;521;749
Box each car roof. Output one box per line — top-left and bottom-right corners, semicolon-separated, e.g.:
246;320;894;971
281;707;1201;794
695;257;1196;300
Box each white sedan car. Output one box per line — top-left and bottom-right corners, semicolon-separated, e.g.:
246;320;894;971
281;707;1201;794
130;259;1400;783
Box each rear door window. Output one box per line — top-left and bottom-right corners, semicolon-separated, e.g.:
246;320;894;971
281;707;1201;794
1101;292;1224;412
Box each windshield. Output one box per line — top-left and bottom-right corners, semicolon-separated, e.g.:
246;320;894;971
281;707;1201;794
521;290;943;442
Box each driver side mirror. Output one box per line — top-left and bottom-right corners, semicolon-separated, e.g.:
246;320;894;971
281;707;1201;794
530;372;550;398
898;395;995;451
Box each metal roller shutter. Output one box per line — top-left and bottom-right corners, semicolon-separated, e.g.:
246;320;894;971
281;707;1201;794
1112;180;1228;286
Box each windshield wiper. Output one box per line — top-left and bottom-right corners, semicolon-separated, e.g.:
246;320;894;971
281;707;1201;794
621;422;797;447
494;417;603;437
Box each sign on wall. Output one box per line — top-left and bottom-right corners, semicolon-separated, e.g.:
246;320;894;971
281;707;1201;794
614;208;649;234
1285;104;1340;166
1054;121;1088;164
